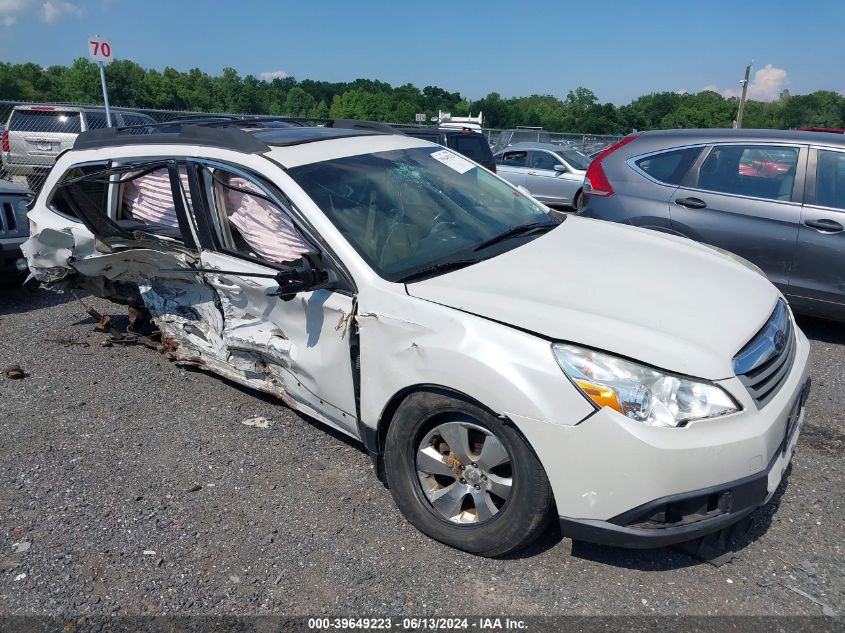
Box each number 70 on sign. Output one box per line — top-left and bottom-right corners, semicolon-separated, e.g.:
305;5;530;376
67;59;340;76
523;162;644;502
88;37;113;63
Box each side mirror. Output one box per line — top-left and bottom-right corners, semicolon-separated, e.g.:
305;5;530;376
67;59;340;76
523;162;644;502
554;164;568;173
267;254;332;301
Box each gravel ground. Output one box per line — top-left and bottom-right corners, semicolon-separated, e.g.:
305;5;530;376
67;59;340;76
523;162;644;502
0;285;842;618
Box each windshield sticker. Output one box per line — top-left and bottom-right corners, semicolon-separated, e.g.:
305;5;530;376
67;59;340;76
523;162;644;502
430;149;475;174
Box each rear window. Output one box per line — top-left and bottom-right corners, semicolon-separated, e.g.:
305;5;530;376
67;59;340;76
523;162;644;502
635;147;703;185
85;112;110;130
10;110;82;134
49;164;108;220
448;135;494;163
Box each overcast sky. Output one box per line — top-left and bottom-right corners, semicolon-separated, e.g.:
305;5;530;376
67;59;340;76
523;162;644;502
1;0;843;104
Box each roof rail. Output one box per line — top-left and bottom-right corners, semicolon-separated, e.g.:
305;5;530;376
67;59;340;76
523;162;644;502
73;124;270;153
325;119;400;134
103;115;398;134
71;116;404;152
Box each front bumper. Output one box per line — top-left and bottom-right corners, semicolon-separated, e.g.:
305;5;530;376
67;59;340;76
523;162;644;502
558;378;810;548
508;322;811;546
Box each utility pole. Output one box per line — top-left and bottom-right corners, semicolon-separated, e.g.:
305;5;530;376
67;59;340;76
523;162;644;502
98;60;113;127
735;63;751;129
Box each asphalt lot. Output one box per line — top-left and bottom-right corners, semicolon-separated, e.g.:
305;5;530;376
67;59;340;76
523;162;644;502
0;284;842;618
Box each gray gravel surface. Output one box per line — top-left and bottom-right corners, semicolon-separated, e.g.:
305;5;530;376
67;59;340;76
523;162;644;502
0;286;842;617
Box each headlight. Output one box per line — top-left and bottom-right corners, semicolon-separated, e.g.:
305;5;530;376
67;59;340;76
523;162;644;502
552;343;739;427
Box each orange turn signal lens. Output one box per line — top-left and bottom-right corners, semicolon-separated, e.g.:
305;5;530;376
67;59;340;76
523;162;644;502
575;379;623;414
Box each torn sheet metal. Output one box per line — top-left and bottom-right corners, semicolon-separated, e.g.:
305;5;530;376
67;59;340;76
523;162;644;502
26;213;359;436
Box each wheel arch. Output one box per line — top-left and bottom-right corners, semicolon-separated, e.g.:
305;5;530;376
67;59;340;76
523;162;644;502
360;383;539;487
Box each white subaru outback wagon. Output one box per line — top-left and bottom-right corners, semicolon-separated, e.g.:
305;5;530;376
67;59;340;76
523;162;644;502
23;121;811;556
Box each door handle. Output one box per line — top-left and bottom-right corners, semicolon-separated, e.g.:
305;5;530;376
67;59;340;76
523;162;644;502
675;197;707;209
804;218;844;233
528;171;539;176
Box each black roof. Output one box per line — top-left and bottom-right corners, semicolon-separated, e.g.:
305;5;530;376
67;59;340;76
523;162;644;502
72;118;399;153
252;127;379;147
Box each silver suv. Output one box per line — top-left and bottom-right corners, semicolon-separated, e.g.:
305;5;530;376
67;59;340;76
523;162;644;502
579;129;845;321
2;105;155;189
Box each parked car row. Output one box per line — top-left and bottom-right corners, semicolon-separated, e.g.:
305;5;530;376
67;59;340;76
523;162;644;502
21;118;812;556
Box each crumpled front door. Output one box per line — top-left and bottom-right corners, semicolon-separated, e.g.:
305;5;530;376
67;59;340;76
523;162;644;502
198;250;358;434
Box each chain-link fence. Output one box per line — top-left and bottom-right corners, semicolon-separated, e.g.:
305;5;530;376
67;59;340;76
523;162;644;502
0;99;621;196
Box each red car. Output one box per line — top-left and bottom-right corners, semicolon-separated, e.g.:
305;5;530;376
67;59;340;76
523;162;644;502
739;148;793;178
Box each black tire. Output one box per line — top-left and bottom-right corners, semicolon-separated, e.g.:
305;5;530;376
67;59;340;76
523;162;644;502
384;391;553;557
572;189;583;211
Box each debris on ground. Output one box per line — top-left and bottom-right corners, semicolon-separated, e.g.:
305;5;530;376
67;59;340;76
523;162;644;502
185;484;203;493
781;583;839;618
82;305;175;356
3;365;26;379
241;416;274;429
12;541;31;553
797;559;818;577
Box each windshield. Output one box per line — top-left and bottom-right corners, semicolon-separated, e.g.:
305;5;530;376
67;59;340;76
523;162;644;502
289;146;553;281
555;150;591;170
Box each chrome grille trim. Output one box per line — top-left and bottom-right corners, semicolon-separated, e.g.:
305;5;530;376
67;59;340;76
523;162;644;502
734;299;795;408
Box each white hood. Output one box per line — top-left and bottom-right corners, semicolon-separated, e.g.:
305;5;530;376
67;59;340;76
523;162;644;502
407;216;780;380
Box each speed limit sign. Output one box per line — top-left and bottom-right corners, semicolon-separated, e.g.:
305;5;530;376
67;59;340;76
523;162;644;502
88;37;113;63
87;36;115;127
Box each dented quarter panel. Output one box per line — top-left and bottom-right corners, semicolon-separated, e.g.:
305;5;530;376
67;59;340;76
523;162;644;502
22;215;97;282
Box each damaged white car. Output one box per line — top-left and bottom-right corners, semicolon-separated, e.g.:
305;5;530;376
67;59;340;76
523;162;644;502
24;121;811;556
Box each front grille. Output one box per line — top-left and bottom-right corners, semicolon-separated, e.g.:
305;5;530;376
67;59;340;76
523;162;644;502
734;299;795;408
0;201;16;233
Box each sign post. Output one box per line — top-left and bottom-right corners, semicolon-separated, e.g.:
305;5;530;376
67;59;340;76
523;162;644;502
88;36;114;127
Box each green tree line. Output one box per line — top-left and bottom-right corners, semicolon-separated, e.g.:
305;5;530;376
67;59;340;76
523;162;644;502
2;58;844;133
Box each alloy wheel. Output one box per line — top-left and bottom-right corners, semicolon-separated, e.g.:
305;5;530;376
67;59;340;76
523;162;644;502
415;421;513;524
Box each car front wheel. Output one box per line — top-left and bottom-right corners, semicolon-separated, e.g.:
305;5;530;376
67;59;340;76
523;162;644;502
384;391;553;556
